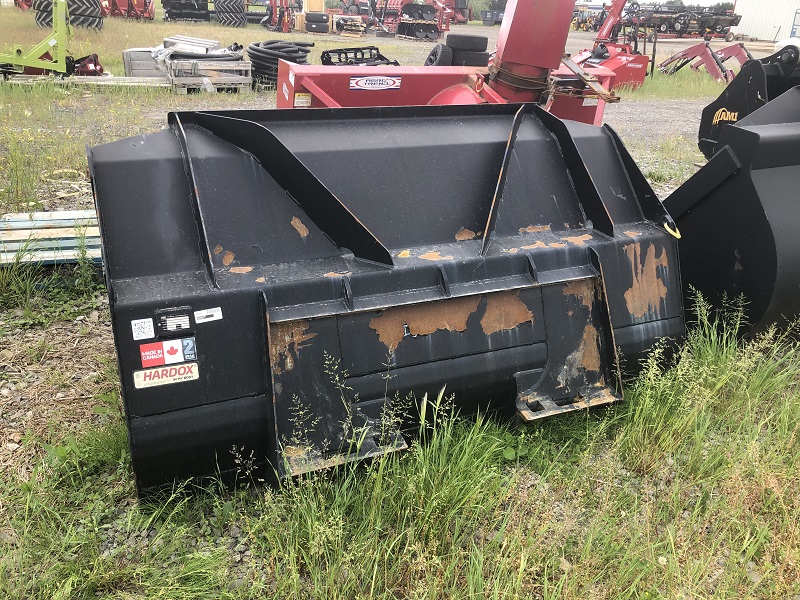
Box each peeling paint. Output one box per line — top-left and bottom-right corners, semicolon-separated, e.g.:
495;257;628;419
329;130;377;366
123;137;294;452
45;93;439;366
522;241;547;250
519;225;551;234
419;251;454;261
369;296;481;351
480;291;534;335
222;251;235;266
256;277;266;283
558;324;600;387
269;321;317;375
324;271;352;277
229;266;253;274
213;244;223;255
502;248;519;254
624;231;641;238
455;228;478;241
549;243;566;248
623;243;669;318
562;279;594;310
291;216;309;238
396;250;411;258
564;234;593;246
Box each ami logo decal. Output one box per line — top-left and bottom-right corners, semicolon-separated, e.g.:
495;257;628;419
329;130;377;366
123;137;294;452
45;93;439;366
712;107;739;126
134;363;199;389
139;337;196;368
349;76;402;91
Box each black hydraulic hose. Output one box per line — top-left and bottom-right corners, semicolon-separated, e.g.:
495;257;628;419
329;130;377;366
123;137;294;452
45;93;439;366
247;40;314;86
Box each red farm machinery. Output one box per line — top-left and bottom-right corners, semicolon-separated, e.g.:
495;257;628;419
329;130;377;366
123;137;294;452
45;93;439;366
86;0;800;494
277;0;620;126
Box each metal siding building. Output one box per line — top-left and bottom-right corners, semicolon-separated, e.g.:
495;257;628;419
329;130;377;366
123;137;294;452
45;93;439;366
733;0;800;41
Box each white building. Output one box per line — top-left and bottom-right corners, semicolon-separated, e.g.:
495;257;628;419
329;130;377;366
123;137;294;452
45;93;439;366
733;0;800;41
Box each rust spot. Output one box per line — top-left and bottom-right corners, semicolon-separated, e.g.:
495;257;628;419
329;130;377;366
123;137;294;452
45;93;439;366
229;266;253;274
419;251;453;261
558;323;601;388
549;243;566;248
522;241;547;250
519;225;551;234
213;244;223;255
222;251;235;266
369;296;480;351
291;216;309;238
455;227;478;241
256;277;266;283
564;234;593;246
502;248;519;254
624;231;641;238
580;324;601;372
563;279;594;310
623;243;669;318
324;271;352;277
480;291;533;335
397;250;411;258
269;321;317;374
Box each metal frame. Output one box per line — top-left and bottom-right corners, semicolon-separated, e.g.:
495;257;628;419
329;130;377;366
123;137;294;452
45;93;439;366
0;0;72;75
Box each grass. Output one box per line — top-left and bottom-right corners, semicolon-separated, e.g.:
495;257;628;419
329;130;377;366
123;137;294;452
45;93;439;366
621;67;729;100
1;7;798;598
1;301;800;598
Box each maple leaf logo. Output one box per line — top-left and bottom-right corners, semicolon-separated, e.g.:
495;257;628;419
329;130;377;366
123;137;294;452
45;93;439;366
167;346;179;356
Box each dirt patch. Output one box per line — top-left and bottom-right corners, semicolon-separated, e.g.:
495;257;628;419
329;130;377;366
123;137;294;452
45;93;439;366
0;309;116;481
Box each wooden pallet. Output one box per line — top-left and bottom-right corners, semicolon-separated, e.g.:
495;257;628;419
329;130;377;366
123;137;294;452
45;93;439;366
0;210;101;265
4;75;172;88
172;76;253;94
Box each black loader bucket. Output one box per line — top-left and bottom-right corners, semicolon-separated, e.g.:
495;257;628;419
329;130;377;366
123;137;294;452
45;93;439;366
698;45;799;159
666;87;800;332
88;104;683;492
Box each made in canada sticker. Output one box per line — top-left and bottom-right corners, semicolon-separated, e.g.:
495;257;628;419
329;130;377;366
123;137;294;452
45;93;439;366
349;76;401;90
134;363;199;389
139;337;197;368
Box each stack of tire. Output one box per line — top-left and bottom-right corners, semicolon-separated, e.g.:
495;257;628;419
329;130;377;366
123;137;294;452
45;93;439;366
33;0;104;29
305;11;329;33
213;0;246;27
247;40;313;87
163;0;210;21
397;2;438;40
424;34;489;67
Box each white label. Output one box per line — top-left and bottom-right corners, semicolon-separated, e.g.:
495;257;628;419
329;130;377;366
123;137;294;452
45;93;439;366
162;339;185;364
134;363;199;389
582;97;600;107
283;82;289;101
161;314;191;332
349;76;402;91
288;70;295;86
294;93;312;107
194;307;223;324
131;318;155;341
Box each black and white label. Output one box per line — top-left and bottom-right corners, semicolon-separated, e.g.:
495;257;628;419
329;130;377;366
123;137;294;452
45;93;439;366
194;307;223;324
159;314;191;332
131;318;155;341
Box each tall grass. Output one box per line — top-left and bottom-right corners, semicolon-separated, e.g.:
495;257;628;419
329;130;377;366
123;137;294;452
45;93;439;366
3;298;800;598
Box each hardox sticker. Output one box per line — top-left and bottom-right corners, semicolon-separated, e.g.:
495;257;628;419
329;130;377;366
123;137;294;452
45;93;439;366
134;363;199;389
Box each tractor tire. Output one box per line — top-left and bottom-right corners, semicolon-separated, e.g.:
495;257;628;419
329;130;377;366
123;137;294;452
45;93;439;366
304;11;328;22
347;5;358;14
70;0;101;16
450;49;489;67
445;33;488;52
217;11;246;26
725;31;734;42
658;22;668;33
31;0;49;11
34;8;52;26
424;43;452;66
647;32;656;42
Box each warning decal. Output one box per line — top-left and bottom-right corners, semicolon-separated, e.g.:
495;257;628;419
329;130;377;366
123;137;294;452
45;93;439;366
139;337;195;368
134;363;199;389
